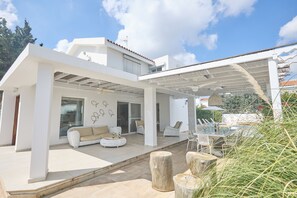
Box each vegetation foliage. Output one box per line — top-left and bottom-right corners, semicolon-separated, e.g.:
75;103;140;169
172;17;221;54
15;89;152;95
0;18;37;78
194;92;297;197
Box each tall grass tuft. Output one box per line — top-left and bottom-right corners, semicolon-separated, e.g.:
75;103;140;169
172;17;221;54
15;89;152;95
195;113;297;197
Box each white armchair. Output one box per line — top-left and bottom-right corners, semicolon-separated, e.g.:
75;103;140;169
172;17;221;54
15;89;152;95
135;120;144;134
163;121;183;137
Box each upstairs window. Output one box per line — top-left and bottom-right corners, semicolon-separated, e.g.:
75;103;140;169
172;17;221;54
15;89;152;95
150;66;163;73
123;55;141;75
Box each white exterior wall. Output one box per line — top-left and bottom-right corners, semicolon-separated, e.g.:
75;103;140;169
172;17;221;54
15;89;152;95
156;93;170;131
15;86;35;151
49;86;144;146
107;48;124;70
0;91;16;146
169;97;188;131
75;46;108;66
154;55;182;70
140;62;149;75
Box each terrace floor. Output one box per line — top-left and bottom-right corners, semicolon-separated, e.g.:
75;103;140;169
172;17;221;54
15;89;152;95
48;141;189;198
0;133;187;197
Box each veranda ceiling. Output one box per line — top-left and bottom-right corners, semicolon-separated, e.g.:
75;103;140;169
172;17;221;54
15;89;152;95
139;59;288;97
54;72;144;95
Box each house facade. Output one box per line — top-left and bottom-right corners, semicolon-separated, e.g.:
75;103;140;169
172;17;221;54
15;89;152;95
0;37;296;182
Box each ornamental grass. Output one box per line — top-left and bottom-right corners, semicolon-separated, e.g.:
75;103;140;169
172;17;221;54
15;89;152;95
195;111;297;197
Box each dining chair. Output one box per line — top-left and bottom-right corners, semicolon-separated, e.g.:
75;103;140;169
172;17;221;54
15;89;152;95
186;130;198;151
197;134;212;154
222;132;240;157
197;118;204;125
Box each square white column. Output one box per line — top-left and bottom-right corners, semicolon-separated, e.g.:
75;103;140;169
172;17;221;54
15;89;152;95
0;91;16;146
268;59;282;120
15;86;35;151
187;97;197;131
144;87;157;146
29;64;54;183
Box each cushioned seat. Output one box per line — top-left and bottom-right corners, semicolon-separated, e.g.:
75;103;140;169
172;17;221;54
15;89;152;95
80;135;100;142
67;125;120;148
163;121;183;137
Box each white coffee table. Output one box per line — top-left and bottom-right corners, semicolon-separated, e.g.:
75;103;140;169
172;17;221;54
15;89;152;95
100;137;127;148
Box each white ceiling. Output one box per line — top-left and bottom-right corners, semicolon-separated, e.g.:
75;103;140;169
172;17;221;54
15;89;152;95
141;59;289;97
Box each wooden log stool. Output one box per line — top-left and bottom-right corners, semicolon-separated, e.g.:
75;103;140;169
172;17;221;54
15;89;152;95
186;152;217;177
149;151;174;192
173;173;203;198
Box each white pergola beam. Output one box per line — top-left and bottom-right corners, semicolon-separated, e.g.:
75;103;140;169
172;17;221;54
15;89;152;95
54;73;69;80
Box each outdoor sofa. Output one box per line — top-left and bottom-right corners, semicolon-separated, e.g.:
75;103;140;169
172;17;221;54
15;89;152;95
67;125;120;148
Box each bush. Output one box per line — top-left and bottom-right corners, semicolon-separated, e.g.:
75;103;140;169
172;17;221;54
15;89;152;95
194;114;297;197
196;107;222;122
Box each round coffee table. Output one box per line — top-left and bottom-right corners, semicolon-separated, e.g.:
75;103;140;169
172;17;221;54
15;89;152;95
100;137;127;148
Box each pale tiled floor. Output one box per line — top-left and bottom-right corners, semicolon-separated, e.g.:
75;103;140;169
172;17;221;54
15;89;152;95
0;133;187;195
48;142;189;198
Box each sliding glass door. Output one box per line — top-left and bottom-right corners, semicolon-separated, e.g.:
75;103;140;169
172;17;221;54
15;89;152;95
130;103;141;132
117;102;141;133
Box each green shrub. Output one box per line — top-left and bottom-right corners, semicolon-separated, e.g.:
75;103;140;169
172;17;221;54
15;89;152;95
194;115;297;197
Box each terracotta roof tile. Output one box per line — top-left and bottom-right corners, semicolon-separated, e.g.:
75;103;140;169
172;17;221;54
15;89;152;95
106;39;155;63
280;80;297;87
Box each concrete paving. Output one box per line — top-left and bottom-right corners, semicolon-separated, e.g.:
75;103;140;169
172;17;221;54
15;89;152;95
47;142;189;198
0;133;187;197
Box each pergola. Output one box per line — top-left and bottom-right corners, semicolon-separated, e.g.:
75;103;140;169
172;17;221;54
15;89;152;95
139;43;297;124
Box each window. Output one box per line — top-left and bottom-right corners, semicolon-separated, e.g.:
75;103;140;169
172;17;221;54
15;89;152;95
123;55;141;75
59;97;84;137
149;66;163;73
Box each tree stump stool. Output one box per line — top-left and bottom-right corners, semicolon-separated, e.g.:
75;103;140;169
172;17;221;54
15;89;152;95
149;151;174;192
173;173;203;198
186;152;217;177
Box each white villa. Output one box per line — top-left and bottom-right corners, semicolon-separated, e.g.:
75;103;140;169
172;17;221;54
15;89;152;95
0;37;296;184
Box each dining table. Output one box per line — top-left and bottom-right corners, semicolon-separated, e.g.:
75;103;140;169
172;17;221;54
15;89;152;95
193;130;232;157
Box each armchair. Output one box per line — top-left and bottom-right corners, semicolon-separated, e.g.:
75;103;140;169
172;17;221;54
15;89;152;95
163;121;183;137
135;120;144;134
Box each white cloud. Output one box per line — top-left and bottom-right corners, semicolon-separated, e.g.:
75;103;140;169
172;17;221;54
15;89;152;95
0;0;18;28
102;0;257;64
216;0;257;17
174;52;197;65
277;16;297;46
54;39;72;53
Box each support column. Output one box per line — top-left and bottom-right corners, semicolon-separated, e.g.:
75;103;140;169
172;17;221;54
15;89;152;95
187;97;197;131
29;64;53;183
144;87;157;146
15;86;35;151
0;91;16;146
268;59;282;120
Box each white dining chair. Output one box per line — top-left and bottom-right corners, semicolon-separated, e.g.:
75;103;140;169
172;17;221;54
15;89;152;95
197;134;212;154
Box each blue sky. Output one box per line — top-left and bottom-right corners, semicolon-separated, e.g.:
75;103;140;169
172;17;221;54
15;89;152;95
2;0;297;64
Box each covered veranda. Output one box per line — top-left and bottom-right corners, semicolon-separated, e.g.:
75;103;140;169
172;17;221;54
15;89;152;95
0;44;192;185
0;42;296;194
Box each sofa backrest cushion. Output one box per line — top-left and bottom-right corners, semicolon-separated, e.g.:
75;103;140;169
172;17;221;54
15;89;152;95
69;127;93;137
174;121;182;129
136;120;144;127
93;126;109;135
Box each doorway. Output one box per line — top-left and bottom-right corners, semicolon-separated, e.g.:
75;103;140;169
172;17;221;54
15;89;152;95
117;102;129;134
12;95;20;145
